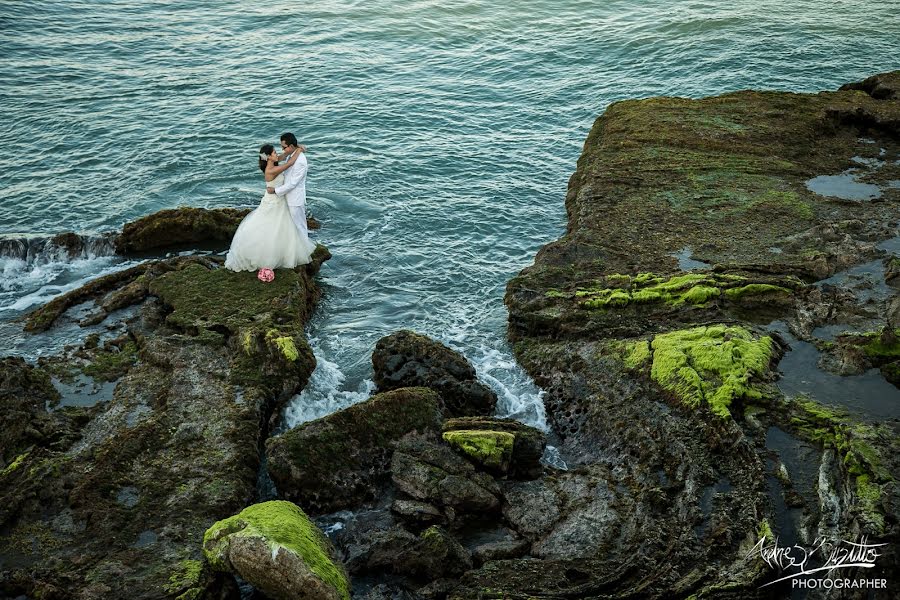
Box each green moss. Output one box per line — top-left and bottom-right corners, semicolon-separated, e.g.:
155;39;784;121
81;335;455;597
856;475;885;534
789;397;891;483
165;559;203;596
861;329;900;359
757;518;773;541
630;289;664;303
623;340;651;369
1;452;29;477
203;500;350;600
572;272;793;311
649;325;774;417
82;341;139;381
646;273;709;292
634;272;662;284
605;273;632;284
442;429;515;470
269;333;300;362
149;264;309;337
749;190;813;219
679;285;721;305
724;284;791;300
583;289;630;308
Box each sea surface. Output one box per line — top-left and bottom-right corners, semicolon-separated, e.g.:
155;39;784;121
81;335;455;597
2;0;899;430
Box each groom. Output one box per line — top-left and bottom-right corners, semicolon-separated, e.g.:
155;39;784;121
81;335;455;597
267;132;309;239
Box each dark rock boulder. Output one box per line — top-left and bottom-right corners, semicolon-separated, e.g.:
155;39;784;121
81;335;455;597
266;388;443;514
1;358;61;466
115;207;251;254
115;206;324;255
390;434;502;516
372;330;497;417
442;416;546;479
390;499;445;526
345;525;471;582
839;70;900;100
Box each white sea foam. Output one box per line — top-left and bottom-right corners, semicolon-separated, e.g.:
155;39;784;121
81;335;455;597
468;343;549;432
282;337;377;429
0;255;138;314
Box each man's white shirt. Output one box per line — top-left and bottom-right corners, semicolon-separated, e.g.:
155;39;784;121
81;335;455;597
275;151;308;207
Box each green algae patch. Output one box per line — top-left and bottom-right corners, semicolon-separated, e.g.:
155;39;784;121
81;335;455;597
164;559;203;597
679;285;721;305
860;328;900;360
786;397;893;535
570;271;799;312
203;500;350;600
268;331;300;362
1;452;30;477
789;397;891;481
649;325;774;417
855;475;885;534
757;519;774;542
443;429;515;471
582;288;630;308
623;340;651;369
723;284;791;300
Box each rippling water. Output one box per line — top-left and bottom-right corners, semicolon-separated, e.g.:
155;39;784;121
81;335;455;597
2;1;898;427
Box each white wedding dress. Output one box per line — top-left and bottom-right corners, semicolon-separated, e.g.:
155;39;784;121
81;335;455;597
224;172;316;271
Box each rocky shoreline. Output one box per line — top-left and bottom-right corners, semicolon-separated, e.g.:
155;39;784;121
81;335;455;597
2;71;900;599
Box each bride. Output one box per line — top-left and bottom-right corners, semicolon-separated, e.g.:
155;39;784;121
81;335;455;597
224;144;316;272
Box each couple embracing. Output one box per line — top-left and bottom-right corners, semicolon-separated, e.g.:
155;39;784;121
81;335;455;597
224;132;316;272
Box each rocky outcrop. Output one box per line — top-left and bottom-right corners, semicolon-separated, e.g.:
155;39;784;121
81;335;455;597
442;416;546;479
203;501;350;600
840;71;900;101
494;71;900;598
391;434;502;516
372;330;497;416
343;524;472;581
115;206;322;254
1;251;327;598
115;207;251;254
266;387;443;513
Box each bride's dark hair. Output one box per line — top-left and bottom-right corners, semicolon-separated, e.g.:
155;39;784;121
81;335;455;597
258;144;275;172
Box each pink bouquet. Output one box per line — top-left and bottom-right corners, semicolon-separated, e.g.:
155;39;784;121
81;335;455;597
257;268;275;283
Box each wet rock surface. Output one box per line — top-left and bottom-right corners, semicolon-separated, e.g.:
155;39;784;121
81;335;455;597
113;206;322;255
372;330;498;417
266;388;444;513
497;72;900;598
1;243;327;597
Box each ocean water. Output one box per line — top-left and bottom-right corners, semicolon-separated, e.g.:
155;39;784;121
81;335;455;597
2;1;899;429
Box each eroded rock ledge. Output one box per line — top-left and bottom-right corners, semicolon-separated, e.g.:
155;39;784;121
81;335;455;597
1;226;330;598
499;70;900;598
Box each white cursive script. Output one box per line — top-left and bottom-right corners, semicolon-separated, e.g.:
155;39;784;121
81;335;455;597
749;536;887;587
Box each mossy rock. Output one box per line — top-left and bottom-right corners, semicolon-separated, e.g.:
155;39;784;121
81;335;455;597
149;263;314;336
443;430;515;472
116;207;250;254
266;387;443;513
203;500;350;600
442;416;547;479
637;325;776;418
372;330;498;417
